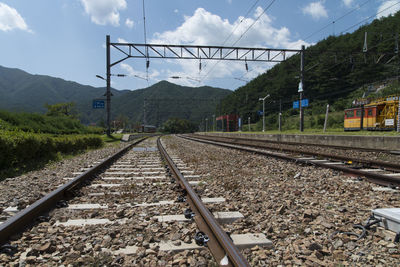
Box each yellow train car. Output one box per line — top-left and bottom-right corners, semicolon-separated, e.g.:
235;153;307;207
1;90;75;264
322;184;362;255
344;95;399;131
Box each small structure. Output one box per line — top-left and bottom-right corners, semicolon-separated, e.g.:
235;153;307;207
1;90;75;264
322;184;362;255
139;125;157;133
216;114;239;132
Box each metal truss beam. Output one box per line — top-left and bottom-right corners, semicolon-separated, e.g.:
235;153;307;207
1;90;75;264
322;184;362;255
109;42;302;67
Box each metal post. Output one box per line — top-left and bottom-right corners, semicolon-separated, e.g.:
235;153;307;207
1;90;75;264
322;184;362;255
212;114;215;132
299;45;305;132
106;35;111;136
397;97;400;132
262;99;265;132
248;117;251;132
279;99;282;132
206;118;208;133
323;104;329;133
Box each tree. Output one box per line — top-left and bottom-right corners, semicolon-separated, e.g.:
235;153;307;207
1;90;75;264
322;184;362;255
45;102;78;119
161;118;197;133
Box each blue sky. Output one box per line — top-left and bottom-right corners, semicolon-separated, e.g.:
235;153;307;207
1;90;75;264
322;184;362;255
1;0;399;91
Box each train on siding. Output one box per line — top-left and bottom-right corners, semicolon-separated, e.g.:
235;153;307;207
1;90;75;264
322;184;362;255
344;95;399;131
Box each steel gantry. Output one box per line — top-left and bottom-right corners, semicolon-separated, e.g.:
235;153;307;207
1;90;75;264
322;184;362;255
104;35;305;135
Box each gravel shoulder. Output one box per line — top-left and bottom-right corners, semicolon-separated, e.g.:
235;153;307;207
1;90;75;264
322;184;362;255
163;135;400;266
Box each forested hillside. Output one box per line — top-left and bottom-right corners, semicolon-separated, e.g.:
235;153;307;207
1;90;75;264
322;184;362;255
219;11;400;130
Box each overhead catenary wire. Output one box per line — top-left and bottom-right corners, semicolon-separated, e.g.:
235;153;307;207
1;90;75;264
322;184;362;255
340;1;400;34
199;0;263;77
304;0;373;41
200;0;277;84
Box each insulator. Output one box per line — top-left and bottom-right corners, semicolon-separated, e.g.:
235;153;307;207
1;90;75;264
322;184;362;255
146;60;150;69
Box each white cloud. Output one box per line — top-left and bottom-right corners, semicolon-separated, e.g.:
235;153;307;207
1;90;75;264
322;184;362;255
377;0;400;19
120;63;160;81
302;1;328;20
342;0;354;8
125;18;134;28
0;3;31;32
150;7;309;84
80;0;127;26
117;37;128;43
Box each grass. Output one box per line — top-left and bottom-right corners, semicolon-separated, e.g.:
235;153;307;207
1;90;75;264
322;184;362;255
101;134;123;144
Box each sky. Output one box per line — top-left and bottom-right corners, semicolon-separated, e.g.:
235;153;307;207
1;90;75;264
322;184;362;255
1;0;400;91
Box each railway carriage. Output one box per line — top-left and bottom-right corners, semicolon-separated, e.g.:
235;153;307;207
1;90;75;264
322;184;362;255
344;95;399;131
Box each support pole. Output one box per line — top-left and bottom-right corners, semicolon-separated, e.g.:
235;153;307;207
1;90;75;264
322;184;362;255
262;99;265;132
397;97;400;132
106;35;111;136
248;117;251;132
323;104;329;133
299;45;305;132
279;99;282;132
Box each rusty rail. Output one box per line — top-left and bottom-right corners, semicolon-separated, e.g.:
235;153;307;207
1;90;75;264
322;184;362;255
157;137;249;267
0;137;148;246
190;134;400;172
182;135;400;188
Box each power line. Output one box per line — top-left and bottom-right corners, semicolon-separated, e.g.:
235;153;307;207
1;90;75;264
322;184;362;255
304;0;373;41
199;0;263;75
340;1;400;34
200;0;277;84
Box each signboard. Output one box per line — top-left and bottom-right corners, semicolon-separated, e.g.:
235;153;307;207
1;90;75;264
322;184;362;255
257;110;264;115
385;119;394;126
93;99;105;109
293;99;309;109
298;82;303;92
238;118;242;128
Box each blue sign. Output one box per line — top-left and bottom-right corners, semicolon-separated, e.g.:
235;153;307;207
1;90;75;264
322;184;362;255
238;118;242;128
257;110;264;115
293;99;309;109
93;100;105;109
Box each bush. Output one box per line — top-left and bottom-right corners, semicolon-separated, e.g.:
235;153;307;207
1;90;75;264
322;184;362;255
0;130;103;171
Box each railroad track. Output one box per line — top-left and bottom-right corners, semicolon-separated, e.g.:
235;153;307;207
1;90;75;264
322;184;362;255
0;136;269;266
183;134;400;188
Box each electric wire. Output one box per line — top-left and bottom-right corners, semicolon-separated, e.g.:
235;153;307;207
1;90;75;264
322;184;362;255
199;0;261;73
340;1;400;34
304;0;373;41
200;0;277;84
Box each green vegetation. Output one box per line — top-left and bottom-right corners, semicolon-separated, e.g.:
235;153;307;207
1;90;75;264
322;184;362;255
161;118;198;133
0;130;103;178
0;109;102;134
218;12;400;133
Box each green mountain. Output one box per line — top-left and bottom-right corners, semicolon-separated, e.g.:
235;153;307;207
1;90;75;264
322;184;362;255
219;11;400;130
0;66;231;126
111;80;231;127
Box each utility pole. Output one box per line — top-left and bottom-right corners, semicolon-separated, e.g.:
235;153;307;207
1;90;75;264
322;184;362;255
299;45;305;132
323;104;329;133
278;99;282;132
259;94;270;132
212;114;215;132
248;117;251;132
143;99;147;125
205;118;208;133
106;35;111;136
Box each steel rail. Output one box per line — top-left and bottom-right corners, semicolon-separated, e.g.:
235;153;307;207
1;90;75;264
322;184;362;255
181;135;400;188
190;134;400;172
0;136;148;246
157;138;249;267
